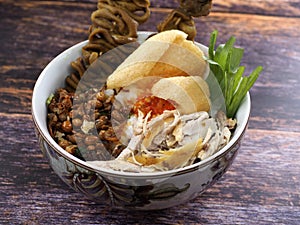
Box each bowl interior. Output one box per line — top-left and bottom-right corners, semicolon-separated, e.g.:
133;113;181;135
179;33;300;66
32;32;250;178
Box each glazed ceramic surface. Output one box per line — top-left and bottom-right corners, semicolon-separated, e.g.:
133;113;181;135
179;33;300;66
32;32;250;210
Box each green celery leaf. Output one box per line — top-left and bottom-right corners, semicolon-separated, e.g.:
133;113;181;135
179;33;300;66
206;31;263;118
246;66;263;89
230;47;244;73
214;36;236;70
209;30;218;60
232;66;245;93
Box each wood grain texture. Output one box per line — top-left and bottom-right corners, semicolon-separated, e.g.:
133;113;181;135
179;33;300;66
1;0;300;224
212;0;300;17
152;0;300;17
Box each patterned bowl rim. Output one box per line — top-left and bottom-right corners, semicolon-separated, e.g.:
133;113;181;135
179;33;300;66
32;31;251;179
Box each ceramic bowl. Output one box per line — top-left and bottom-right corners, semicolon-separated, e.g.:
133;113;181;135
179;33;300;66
32;32;250;210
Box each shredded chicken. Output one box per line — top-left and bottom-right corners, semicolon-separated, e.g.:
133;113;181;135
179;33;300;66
88;109;233;172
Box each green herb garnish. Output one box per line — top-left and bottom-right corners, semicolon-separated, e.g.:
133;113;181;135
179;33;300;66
46;93;54;106
207;30;263;118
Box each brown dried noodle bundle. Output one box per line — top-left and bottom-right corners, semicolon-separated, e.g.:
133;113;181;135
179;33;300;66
64;58;87;92
98;0;151;24
83;6;137;64
65;0;150;92
157;8;196;41
157;0;212;41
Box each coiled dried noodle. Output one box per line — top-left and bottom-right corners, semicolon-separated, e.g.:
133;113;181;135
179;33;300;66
157;0;212;41
66;0;150;92
97;0;151;24
157;8;196;41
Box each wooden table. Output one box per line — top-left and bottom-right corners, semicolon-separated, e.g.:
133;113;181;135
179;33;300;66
1;0;300;224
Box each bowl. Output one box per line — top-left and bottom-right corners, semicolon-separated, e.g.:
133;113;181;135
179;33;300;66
32;32;250;210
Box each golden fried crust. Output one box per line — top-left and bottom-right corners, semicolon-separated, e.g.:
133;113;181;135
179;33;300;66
151;76;210;114
106;30;207;90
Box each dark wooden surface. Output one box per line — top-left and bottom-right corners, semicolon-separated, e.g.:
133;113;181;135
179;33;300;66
1;0;300;224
